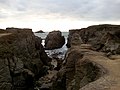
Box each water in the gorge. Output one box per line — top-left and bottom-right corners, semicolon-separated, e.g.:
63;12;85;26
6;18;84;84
34;32;68;59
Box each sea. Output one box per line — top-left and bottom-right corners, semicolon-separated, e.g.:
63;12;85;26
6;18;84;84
34;32;69;59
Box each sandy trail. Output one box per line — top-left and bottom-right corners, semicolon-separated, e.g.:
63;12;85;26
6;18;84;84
79;48;120;90
0;33;11;37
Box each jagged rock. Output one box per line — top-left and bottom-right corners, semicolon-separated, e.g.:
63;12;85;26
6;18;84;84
66;24;120;54
99;32;120;54
0;28;51;90
52;68;66;90
45;31;65;50
35;36;51;66
0;29;6;33
61;33;120;90
70;33;83;47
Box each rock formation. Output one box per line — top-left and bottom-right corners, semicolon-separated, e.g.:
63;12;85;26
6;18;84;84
35;30;45;33
66;24;120;54
53;30;120;90
45;31;65;50
0;29;6;33
1;24;120;90
0;28;51;90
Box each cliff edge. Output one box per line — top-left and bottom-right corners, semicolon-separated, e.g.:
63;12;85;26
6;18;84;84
0;28;51;90
54;31;120;90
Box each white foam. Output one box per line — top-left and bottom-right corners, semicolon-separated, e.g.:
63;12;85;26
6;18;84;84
45;39;68;59
34;32;68;59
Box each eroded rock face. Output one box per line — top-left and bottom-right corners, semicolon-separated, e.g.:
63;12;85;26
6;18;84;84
52;33;109;90
53;31;120;90
0;28;51;90
0;29;6;33
45;31;65;50
64;34;104;90
38;25;120;90
66;24;120;54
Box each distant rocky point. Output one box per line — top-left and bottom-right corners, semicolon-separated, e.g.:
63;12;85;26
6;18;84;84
35;30;45;33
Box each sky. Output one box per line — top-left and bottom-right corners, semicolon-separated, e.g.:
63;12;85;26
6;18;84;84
0;0;120;32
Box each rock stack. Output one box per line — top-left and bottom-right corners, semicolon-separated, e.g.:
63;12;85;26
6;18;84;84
45;31;65;50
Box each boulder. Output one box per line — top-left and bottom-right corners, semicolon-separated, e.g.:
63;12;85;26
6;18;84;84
45;31;65;50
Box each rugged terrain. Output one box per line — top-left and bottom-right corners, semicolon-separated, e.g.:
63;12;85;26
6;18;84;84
53;24;120;90
67;24;120;54
0;24;120;90
65;44;120;90
0;28;51;90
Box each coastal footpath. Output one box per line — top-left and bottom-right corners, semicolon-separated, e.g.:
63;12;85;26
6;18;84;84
65;36;120;90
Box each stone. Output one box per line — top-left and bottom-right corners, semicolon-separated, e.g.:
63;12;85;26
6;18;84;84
35;30;45;33
63;32;120;90
66;24;120;54
0;28;51;90
0;29;6;33
45;31;65;50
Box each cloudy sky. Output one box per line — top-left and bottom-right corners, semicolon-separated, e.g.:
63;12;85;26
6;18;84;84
0;0;120;31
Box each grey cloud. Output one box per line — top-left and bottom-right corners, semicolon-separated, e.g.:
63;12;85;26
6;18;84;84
0;0;120;21
0;14;7;18
30;0;120;21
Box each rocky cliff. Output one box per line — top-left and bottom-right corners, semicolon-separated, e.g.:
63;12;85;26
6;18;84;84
0;28;51;90
66;24;120;54
35;30;45;33
1;25;120;90
53;29;120;90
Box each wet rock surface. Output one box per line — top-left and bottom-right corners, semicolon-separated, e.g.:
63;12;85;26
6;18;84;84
45;31;65;50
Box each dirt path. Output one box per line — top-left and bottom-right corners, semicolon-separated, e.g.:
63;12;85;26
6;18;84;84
0;33;11;37
79;48;120;90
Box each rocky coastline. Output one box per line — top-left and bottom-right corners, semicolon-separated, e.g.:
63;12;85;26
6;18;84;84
66;24;120;54
0;28;51;90
0;24;120;90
